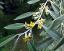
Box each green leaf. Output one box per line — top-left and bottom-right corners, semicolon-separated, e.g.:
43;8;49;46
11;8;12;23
0;35;12;43
27;42;37;51
4;23;24;29
40;31;47;37
14;12;33;20
49;15;64;29
52;37;64;51
45;19;52;27
27;0;40;4
30;42;37;51
0;2;4;4
43;25;61;40
50;1;60;16
0;5;4;9
48;10;59;19
0;35;17;47
37;37;53;50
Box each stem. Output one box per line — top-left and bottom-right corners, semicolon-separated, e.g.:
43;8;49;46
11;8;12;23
12;35;21;51
11;30;30;51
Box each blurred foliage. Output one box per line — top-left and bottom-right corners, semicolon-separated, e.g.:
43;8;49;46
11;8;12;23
0;0;64;51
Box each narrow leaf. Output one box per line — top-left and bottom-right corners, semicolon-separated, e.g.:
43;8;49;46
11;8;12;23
49;15;64;29
30;42;37;51
48;10;59;19
0;35;13;43
53;37;64;50
14;12;33;20
27;0;40;4
0;35;17;47
43;25;61;40
27;42;37;51
0;5;4;9
0;2;4;4
37;37;53;50
4;23;24;29
50;1;60;16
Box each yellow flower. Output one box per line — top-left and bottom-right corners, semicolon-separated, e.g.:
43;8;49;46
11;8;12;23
38;23;43;29
25;21;35;29
30;21;35;28
38;18;45;29
23;33;32;42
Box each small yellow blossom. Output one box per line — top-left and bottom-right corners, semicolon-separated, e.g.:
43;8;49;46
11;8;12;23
38;24;43;29
23;33;32;42
25;21;35;29
37;18;45;29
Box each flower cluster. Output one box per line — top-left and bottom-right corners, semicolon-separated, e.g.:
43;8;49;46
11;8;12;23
23;17;45;42
37;18;45;29
25;21;35;29
23;33;32;42
23;0;48;42
25;18;45;30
